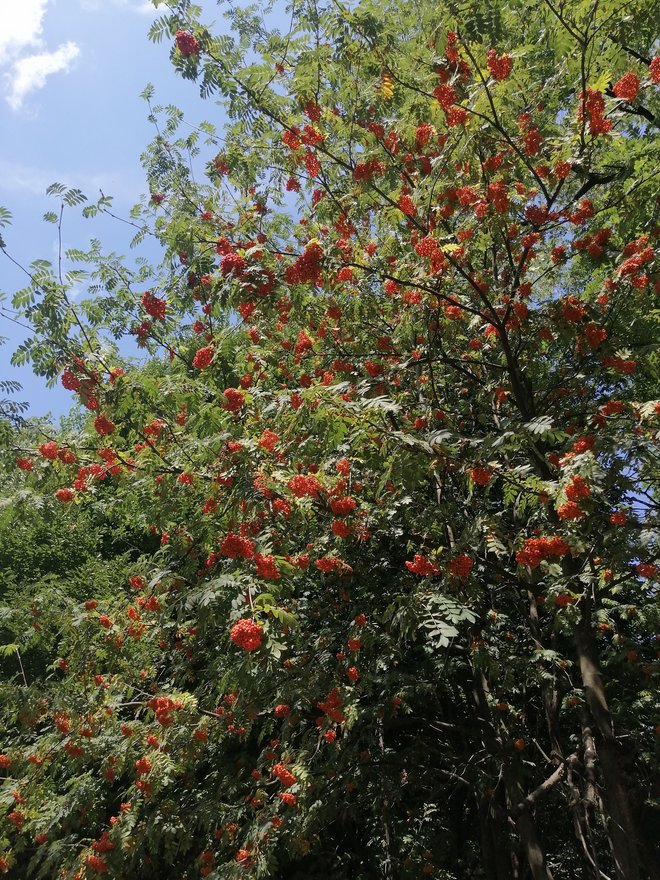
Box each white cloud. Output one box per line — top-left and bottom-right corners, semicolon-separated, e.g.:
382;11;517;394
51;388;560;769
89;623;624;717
0;1;81;111
0;0;49;59
5;42;80;111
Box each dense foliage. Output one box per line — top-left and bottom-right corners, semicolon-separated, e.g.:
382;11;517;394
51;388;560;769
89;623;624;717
1;1;659;878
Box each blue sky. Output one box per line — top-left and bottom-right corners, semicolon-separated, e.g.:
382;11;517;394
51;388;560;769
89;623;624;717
0;0;224;419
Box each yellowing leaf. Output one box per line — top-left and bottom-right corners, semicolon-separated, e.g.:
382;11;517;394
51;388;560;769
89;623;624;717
379;73;395;99
590;69;611;94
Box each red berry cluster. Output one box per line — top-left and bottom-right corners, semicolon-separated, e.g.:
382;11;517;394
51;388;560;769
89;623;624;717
447;555;474;578
317;687;345;724
220;252;248;277
330;496;356;516
255;554;280;580
147;695;182;726
61;367;80;391
175;30;200;58
141;291;167;320
258;429;279;451
470;467;493;486
651;56;660;83
565;475;590;502
223;388;245;412
192;345;214;369
487;49;512;80
93;415;116;436
285;242;324;285
557;501;585;521
516;536;569;569
220;532;255;559
578;89;612;136
281;128;301;151
86;854;109;874
405;554;440;576
287;474;323;498
612;71;639;101
272;762;297;787
434;83;457;109
230;619;263;651
135;756;152;776
39;441;59;459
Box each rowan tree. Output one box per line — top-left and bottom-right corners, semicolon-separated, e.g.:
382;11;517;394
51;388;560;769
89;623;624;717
1;1;659;879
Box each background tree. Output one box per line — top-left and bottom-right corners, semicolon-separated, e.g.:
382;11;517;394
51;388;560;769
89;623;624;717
1;1;659;878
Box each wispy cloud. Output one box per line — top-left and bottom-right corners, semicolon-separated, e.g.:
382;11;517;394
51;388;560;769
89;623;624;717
0;158;146;204
0;1;81;111
5;43;80;111
0;158;55;195
79;0;161;14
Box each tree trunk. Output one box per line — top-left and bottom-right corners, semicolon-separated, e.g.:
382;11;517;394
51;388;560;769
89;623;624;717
504;761;554;880
478;790;516;880
574;609;641;880
472;670;550;880
571;711;606;880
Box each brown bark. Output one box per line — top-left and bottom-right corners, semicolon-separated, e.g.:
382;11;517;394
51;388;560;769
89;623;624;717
574;608;642;880
578;709;601;813
510;755;576;818
470;672;517;879
504;761;554;880
572;711;607;880
472;671;552;880
527;588;562;756
479;789;516;880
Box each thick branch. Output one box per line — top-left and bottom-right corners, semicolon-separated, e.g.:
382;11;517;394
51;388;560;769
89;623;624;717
511;754;578;818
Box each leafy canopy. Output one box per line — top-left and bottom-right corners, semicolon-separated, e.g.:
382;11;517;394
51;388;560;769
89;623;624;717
0;1;659;879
